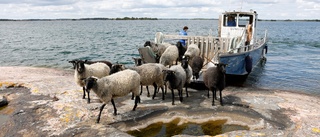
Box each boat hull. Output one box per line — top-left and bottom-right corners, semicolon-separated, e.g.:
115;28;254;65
219;42;267;75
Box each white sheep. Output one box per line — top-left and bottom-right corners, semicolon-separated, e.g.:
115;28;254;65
70;60;110;103
129;63;167;100
159;45;179;67
84;69;141;123
184;43;200;61
203;63;227;106
163;64;187;105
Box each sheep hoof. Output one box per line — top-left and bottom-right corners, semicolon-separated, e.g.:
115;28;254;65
113;113;117;116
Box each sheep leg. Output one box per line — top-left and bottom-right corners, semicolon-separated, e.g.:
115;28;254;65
160;86;165;100
165;83;167;95
146;86;150;97
214;89;218;100
82;87;86;99
219;90;223;106
171;89;175;105
185;84;189;97
140;85;143;95
131;92;134;100
152;83;157;100
87;89;91;104
111;99;117;115
211;90;215;106
207;89;210;98
179;89;183;102
96;103;106;123
133;96;140;111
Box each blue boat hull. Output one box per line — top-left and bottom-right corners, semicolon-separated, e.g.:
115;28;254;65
219;43;267;75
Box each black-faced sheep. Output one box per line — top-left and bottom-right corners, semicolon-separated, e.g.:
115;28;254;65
144;41;171;58
109;64;125;75
203;63;227;106
163;65;187;105
129;63;166;100
69;59;110;103
84;69;141;123
181;56;193;97
190;56;204;80
176;41;187;62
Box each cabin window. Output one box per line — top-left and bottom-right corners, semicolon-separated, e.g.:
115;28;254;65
224;14;237;27
238;15;253;28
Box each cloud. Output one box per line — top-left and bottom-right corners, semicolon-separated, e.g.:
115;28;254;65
0;0;319;19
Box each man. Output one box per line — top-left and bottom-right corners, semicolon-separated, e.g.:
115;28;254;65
179;26;188;47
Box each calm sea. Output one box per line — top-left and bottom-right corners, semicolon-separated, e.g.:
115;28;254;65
0;20;319;95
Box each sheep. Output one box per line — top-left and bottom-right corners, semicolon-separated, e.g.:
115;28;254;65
69;59;110;103
144;41;171;58
184;43;200;61
131;58;167;99
163;65;187;105
176;41;187;62
69;59;112;69
129;63;167;100
109;64;125;75
190;56;204;80
203;63;227;106
181;56;193;97
159;45;179;67
84;69;141;123
132;57;143;66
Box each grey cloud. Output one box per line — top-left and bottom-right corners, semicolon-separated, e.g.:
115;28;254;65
0;0;78;6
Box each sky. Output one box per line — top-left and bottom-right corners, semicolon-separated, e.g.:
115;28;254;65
0;0;319;20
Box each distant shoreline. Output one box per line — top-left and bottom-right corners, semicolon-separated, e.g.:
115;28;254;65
0;18;319;22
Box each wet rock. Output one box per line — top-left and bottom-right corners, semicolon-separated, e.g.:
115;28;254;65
0;96;8;107
0;67;320;137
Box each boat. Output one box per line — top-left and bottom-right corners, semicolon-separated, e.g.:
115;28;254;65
139;10;268;85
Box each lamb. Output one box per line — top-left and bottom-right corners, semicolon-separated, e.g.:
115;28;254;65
190;56;204;80
163;64;187;105
69;59;110;103
203;63;227;106
129;63;167;100
84;69;141;123
159;45;179;67
184;43;200;61
181;56;193;97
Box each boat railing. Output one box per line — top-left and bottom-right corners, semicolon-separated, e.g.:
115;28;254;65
158;33;235;67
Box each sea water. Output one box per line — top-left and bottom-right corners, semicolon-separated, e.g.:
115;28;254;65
0;20;319;95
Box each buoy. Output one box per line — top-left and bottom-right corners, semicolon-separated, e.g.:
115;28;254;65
245;55;252;73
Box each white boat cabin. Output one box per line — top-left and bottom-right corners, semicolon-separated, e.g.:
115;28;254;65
219;10;257;46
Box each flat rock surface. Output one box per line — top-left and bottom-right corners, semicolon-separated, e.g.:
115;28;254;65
0;66;319;137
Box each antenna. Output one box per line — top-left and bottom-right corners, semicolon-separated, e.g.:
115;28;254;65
240;0;243;11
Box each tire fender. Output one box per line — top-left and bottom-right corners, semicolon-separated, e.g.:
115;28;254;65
245;55;252;73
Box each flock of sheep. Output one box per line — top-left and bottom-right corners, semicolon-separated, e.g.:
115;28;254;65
68;41;227;123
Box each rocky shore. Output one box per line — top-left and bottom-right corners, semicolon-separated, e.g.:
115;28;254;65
0;66;319;137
